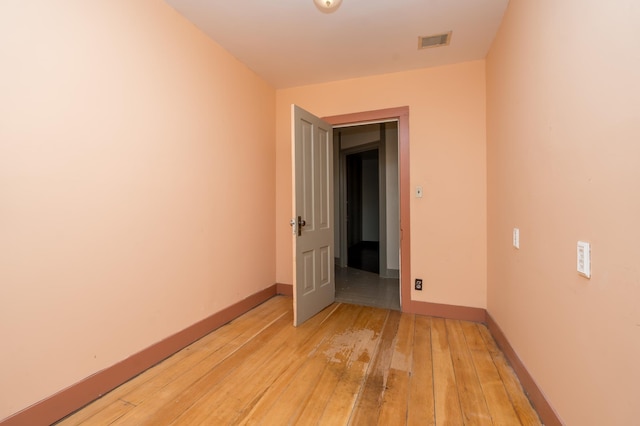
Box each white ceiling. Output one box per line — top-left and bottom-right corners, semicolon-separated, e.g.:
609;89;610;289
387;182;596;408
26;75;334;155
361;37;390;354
163;0;509;89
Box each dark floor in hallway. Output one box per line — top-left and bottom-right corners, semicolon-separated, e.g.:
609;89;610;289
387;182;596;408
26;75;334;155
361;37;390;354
335;266;400;311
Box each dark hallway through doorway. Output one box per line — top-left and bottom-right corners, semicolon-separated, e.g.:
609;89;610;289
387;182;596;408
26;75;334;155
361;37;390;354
346;148;380;274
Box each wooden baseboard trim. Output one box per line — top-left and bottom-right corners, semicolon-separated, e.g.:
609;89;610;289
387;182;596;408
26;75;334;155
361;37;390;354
1;285;278;426
407;300;487;323
486;313;563;426
276;283;293;297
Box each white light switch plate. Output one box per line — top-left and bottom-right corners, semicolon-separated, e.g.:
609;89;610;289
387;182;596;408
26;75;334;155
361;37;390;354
513;228;520;249
416;186;423;198
577;241;591;278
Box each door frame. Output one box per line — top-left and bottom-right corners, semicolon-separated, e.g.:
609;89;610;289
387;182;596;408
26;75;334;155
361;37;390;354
323;107;411;311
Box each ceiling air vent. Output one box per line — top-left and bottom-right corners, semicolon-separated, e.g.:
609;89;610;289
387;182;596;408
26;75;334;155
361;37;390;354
418;31;452;50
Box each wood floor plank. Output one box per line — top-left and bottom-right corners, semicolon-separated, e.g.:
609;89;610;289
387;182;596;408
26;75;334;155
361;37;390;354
349;309;402;425
292;306;381;426
462;322;522;425
431;317;464;426
460;320;487;352
407;316;435;426
478;326;542;426
65;399;134;426
58;297;543;426
446;319;492;425
316;308;389;425
378;312;415;424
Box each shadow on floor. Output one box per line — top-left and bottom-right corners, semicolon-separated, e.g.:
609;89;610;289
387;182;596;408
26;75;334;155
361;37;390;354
335;266;400;311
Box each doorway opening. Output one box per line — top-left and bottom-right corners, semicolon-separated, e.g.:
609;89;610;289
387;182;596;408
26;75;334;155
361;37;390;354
333;122;400;311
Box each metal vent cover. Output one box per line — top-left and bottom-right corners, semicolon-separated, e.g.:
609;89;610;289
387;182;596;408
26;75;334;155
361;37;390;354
418;31;452;49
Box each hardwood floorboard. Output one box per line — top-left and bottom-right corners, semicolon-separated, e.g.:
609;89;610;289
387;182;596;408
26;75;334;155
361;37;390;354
378;312;414;424
461;322;522;425
56;296;542;426
348;309;401;425
446;319;493;425
431;317;464;425
316;307;388;425
407;316;435;426
292;306;379;425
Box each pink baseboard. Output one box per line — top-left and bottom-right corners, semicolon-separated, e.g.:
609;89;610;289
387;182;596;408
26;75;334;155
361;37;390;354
1;285;278;426
406;300;487;323
276;282;293;296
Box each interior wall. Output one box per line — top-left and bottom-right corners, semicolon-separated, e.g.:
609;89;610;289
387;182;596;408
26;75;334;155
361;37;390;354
339;124;380;150
275;61;487;309
0;0;275;420
486;1;640;424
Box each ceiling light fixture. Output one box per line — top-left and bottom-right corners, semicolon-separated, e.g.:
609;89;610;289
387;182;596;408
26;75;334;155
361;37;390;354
313;0;342;13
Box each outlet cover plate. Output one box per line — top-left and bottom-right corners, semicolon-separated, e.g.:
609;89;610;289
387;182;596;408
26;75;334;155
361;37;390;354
577;241;591;278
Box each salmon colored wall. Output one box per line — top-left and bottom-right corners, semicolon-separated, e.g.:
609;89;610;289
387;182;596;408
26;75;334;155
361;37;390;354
486;1;640;424
0;0;275;420
275;62;487;309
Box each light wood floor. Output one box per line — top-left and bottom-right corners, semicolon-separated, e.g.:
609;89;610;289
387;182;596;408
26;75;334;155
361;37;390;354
57;296;541;425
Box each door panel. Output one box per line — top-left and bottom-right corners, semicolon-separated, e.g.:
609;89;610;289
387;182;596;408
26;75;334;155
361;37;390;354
293;105;335;326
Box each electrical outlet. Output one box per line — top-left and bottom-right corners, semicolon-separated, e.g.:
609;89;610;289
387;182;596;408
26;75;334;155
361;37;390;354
415;279;423;291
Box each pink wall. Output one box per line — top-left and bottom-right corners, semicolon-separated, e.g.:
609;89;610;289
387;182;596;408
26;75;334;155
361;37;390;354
275;62;487;309
486;1;640;424
0;0;275;419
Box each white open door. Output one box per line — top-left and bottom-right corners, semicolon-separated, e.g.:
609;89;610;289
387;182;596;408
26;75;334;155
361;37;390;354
292;105;335;326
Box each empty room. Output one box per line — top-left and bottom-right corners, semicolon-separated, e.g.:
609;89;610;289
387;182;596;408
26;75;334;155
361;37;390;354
2;1;639;425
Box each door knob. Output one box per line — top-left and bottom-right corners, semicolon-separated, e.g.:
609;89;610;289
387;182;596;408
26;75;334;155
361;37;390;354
297;215;306;236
